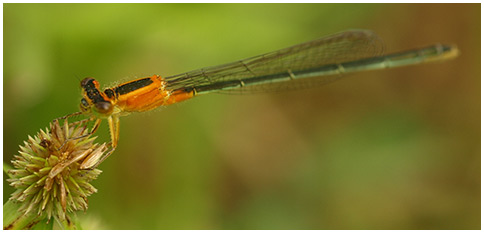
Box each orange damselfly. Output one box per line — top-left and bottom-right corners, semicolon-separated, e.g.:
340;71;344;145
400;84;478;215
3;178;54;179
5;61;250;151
61;30;458;169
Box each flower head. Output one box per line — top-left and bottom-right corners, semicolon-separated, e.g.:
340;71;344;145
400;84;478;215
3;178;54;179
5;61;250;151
7;118;107;223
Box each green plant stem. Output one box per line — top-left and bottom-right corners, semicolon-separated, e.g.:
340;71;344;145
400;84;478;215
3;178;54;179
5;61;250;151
3;200;43;230
3;162;13;178
3;199;80;230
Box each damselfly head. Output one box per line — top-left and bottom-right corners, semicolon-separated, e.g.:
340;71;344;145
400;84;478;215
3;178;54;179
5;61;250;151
80;77;114;116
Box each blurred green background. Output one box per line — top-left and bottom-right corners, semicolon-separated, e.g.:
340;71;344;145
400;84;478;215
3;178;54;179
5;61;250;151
3;3;480;230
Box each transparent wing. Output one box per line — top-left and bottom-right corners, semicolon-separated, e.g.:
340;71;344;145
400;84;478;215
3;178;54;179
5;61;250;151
164;30;385;94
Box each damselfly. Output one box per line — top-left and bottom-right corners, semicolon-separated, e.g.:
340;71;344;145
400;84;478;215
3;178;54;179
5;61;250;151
61;29;459;169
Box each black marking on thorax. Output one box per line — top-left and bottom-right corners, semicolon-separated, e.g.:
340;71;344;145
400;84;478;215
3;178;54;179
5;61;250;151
114;78;154;95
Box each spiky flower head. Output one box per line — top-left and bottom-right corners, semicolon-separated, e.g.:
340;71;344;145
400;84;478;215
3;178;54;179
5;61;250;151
7;118;107;224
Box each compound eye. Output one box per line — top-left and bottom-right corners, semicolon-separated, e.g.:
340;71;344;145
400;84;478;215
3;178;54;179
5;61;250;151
80;98;89;107
81;77;94;87
95;101;113;114
80;98;92;113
